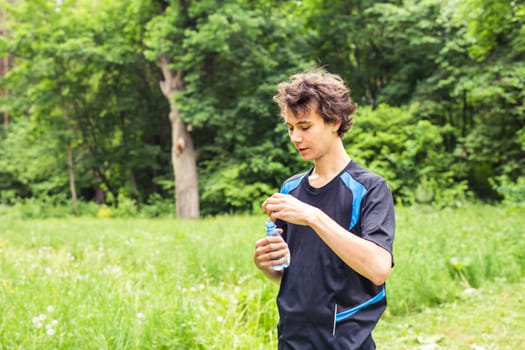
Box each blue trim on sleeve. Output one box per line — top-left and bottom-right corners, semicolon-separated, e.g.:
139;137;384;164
335;287;386;323
339;172;368;230
280;173;307;194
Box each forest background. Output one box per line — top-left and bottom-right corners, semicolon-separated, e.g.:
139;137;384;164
1;1;525;349
0;0;524;217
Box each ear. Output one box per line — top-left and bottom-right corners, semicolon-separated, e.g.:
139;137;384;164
332;119;342;134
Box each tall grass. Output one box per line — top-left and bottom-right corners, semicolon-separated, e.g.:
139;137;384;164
0;216;278;349
0;204;523;348
389;204;525;315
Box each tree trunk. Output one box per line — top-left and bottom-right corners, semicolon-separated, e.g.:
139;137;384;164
66;142;78;208
1;11;9;128
57;78;78;209
159;54;200;218
1;56;10;129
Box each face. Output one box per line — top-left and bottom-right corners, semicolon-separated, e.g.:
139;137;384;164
284;108;341;162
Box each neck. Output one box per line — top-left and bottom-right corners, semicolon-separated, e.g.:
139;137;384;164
312;142;351;179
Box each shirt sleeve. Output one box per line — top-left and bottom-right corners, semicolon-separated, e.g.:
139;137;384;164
359;180;396;265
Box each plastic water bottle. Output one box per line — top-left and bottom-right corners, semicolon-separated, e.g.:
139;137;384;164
265;220;290;270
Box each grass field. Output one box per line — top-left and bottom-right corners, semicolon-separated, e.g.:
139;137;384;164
0;204;524;349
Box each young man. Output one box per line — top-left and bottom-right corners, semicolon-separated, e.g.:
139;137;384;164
253;69;395;349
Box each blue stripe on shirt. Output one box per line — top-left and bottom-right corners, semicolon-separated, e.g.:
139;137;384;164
280;173;307;194
339;172;368;230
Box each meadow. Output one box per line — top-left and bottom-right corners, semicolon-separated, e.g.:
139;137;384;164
0;204;524;349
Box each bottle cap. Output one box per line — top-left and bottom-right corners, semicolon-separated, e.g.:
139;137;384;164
265;220;277;231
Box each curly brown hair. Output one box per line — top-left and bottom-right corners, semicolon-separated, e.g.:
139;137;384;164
273;69;357;137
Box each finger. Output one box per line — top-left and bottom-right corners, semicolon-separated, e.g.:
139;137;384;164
257;235;282;247
265;203;280;213
269;210;283;222
255;240;287;256
261;200;270;214
256;252;285;269
255;238;269;248
262;193;286;208
271;193;285;199
262;193;280;208
267;249;288;260
255;250;279;268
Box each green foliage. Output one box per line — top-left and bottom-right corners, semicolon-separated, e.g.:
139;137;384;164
199;132;305;216
297;0;445;106
1;0;171;208
346;104;468;207
0;118;68;202
1;0;524;215
414;0;525;201
0;196;175;220
490;176;525;204
2;195;75;219
200;163;275;216
140;193;176;218
450;0;523;61
145;1;311;159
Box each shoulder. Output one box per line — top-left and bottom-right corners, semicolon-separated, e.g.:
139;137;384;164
280;171;309;194
341;161;388;192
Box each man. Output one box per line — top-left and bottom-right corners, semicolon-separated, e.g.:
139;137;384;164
253;69;395;349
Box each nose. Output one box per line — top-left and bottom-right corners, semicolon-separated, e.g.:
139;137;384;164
290;129;302;144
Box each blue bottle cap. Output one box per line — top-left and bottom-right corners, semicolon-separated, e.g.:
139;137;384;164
265;220;277;231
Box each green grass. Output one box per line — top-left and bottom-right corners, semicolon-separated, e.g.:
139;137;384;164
0;216;279;349
375;279;525;349
0;204;524;349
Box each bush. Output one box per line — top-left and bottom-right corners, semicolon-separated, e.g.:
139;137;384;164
110;195;138;218
346;104;468;207
491;176;525;204
141;193;175;218
6;195;73;219
200;164;275;216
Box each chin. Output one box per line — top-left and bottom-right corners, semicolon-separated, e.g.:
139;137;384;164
300;154;315;161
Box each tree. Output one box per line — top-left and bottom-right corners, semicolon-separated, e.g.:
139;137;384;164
415;0;525;199
0;0;168;208
296;0;446;107
144;0;310;217
0;0;98;207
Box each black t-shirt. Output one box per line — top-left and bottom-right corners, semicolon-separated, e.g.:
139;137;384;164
276;160;395;350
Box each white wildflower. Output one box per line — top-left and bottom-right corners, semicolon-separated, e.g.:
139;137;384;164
45;319;58;336
32;317;43;328
462;287;477;296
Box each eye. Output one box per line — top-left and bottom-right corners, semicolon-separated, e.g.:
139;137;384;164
300;126;310;131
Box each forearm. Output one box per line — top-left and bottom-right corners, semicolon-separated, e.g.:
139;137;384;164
307;208;392;286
